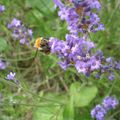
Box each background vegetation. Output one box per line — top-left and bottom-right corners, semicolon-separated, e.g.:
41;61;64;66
0;0;120;120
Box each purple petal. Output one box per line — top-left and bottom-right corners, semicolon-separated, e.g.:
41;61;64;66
52;0;64;8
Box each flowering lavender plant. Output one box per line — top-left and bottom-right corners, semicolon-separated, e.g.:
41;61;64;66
54;0;104;34
8;18;33;45
0;1;119;119
48;0;120;80
91;96;119;120
49;34;100;76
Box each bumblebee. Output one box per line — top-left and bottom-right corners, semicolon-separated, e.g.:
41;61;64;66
34;37;50;54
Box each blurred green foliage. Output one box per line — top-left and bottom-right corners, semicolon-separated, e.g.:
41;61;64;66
0;0;120;120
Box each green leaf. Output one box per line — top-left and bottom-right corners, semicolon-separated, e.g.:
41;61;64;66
0;37;8;52
74;108;92;120
33;104;63;120
70;82;98;107
33;93;67;120
63;98;74;120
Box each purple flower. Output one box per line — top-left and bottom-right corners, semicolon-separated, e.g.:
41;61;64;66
6;72;20;85
89;13;105;32
0;5;5;13
52;0;64;8
75;61;86;73
102;96;119;110
0;59;7;70
116;62;120;70
91;96;119;120
6;72;16;80
58;60;70;70
73;0;101;11
91;105;106;120
52;0;104;34
49;37;67;55
49;34;103;75
7;18;21;28
90;13;100;24
90;0;101;10
96;73;101;79
97;24;105;31
106;57;113;63
108;73;115;81
28;29;33;37
58;7;69;20
51;0;120;79
54;0;104;34
20;38;26;44
8;18;33;45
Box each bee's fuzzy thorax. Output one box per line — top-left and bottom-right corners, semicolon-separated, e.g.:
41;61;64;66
34;37;42;49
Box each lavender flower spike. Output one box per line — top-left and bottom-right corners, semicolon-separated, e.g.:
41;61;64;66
0;5;5;13
0;59;7;70
6;72;20;85
53;0;64;8
8;18;33;45
91;105;106;120
102;96;119;110
50;0;119;79
6;72;16;80
91;96;119;120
